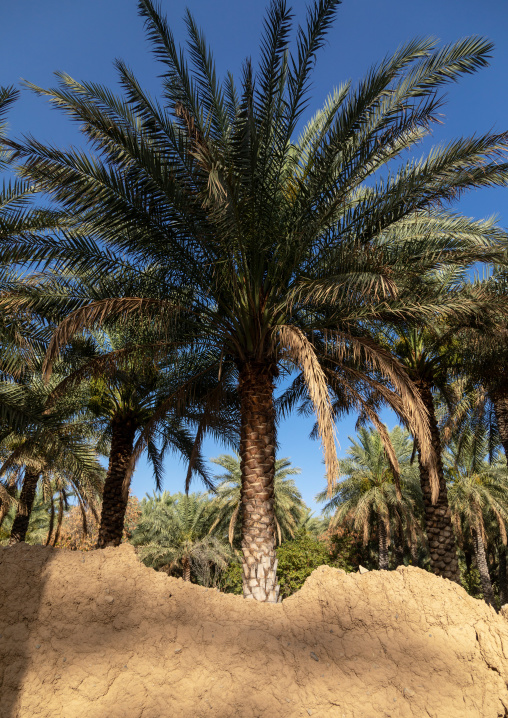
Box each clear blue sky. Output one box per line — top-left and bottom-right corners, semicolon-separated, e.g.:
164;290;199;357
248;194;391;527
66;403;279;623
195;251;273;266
2;0;508;511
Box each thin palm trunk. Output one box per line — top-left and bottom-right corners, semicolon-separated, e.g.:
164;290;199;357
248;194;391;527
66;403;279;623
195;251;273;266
393;522;404;567
492;390;508;461
499;545;508;607
410;539;419;567
8;468;40;544
417;381;460;583
238;360;279;602
378;519;389;570
45;496;55;546
473;527;496;607
97;413;137;548
52;493;64;546
182;556;191;582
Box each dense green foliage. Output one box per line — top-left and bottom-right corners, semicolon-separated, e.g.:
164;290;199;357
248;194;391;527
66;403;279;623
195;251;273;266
220;529;357;598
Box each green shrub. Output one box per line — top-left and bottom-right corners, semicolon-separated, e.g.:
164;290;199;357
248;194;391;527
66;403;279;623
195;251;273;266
220;530;356;598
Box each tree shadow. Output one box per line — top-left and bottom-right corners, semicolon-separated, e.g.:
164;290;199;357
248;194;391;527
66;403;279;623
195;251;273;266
0;544;54;718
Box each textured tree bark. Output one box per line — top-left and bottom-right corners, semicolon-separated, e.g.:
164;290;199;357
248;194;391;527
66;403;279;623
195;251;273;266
416;381;460;583
392;523;405;568
473;528;496;607
182;556;191;582
492;390;508;461
378;519;389;570
97;413;137;548
238;360;279;602
499;545;508;607
8;468;40;544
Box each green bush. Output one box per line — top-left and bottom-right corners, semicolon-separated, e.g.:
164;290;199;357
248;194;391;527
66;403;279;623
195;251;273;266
220;530;356;598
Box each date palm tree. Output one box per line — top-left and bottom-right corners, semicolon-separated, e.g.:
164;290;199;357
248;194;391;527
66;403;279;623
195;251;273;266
131;491;231;583
55;328;228;548
452;268;508;462
446;431;508;607
6;1;508;599
378;323;464;581
317;425;422;569
208;454;306;546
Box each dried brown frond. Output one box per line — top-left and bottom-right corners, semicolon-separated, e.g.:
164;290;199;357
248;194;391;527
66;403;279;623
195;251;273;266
228;503;240;546
276;325;339;494
275;516;282;546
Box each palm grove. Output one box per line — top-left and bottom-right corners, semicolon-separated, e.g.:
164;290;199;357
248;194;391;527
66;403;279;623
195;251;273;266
1;0;508;604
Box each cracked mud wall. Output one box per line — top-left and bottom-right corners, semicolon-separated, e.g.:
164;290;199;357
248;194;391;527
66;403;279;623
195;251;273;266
1;543;508;717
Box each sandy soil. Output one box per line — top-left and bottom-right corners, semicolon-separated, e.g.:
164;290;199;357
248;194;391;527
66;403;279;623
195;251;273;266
1;543;508;718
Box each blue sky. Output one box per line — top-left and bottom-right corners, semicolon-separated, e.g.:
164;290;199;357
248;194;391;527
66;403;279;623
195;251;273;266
3;0;508;512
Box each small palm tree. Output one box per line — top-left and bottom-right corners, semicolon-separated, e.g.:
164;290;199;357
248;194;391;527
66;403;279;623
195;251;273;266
445;432;508;607
131;492;231;583
317;426;422;569
209;454;306;546
377;323;464;581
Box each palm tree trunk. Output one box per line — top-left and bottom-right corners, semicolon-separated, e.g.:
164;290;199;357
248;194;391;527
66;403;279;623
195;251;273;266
97;413;137;548
473;528;496;607
499;545;508;606
416;381;460;583
182;556;191;582
45;496;55;546
393;522;404;567
378;519;389;570
8;468;40;544
492;390;508;460
410;539;419;567
238;360;279;603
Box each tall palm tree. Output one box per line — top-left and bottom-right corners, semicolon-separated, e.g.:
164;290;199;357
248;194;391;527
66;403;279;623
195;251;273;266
317;426;422;569
209;454;306;546
445;432;508;607
131;491;231;583
378;323;463;581
6;1;508;599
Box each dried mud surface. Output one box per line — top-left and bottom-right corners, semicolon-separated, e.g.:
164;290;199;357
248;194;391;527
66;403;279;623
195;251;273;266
2;544;508;718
